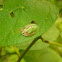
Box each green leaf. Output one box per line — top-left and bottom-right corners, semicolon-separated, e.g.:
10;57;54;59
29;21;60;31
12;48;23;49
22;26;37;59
0;10;17;46
60;32;62;38
0;0;59;46
55;36;62;43
24;47;62;62
55;0;62;10
0;0;3;5
3;0;23;12
8;54;18;62
16;39;49;50
44;0;62;10
8;54;26;62
0;54;26;62
5;46;16;53
56;18;62;32
42;25;59;42
49;36;62;56
55;17;62;38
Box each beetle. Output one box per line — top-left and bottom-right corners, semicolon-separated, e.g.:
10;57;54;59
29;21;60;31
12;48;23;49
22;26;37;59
21;24;39;36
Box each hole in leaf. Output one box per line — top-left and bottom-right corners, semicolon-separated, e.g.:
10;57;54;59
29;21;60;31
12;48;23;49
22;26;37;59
10;12;15;18
0;5;3;10
31;21;37;24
